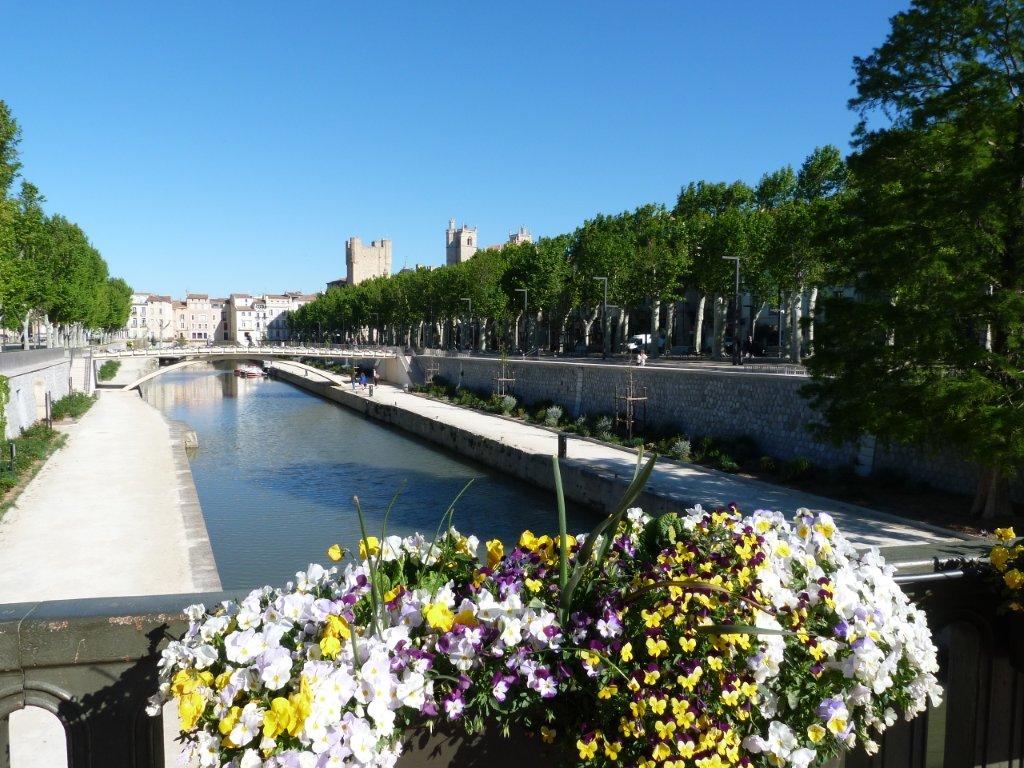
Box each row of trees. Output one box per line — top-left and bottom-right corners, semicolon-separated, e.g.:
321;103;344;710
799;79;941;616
291;146;847;362
0;101;131;349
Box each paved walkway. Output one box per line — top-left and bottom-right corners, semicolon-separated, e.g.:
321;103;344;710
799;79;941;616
0;390;219;767
275;362;971;558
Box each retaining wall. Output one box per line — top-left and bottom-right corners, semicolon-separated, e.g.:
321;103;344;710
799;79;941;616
411;356;1004;500
271;365;680;516
0;350;71;438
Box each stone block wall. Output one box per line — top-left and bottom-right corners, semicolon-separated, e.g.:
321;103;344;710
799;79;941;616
413;356;1002;500
2;359;71;438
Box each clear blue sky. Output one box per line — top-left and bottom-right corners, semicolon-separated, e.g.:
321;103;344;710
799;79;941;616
3;1;906;298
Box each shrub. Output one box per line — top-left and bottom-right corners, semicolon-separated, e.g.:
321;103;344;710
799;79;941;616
669;437;691;462
98;360;121;381
51;392;96;421
543;405;563;428
499;395;517;414
592;415;613;440
758;455;777;473
573;415;590;437
781;456;815;481
717;454;740;472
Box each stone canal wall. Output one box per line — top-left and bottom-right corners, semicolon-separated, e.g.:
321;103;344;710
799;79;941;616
271;364;681;516
0;349;71;438
411;356;1005;501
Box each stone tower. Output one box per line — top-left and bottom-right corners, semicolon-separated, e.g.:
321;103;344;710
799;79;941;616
445;218;478;265
346;236;392;285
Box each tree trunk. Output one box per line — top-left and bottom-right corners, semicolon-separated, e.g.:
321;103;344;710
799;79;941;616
972;468;1013;519
693;294;706;355
22;312;31;351
665;301;676;349
558;310;572;354
649;297;661;357
619;309;631;354
807;286;819;355
712;296;726;360
778;295;788;358
790;288;804;363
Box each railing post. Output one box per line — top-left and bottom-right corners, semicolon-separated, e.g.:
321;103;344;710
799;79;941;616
558;432;568;459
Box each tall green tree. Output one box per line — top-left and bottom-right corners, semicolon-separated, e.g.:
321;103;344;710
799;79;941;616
805;0;1024;516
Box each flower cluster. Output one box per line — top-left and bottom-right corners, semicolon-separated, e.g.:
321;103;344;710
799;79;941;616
988;527;1024;612
151;506;940;768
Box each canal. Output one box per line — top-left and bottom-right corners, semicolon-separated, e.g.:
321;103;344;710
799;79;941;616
142;363;597;589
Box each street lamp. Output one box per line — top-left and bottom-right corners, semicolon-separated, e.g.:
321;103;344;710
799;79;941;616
461;297;473;351
515;288;529;355
722;256;741;365
593;276;609;358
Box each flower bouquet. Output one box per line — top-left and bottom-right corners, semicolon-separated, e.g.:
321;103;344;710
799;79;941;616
150;454;941;768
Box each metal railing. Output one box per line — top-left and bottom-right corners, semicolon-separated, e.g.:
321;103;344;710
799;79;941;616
0;572;1021;767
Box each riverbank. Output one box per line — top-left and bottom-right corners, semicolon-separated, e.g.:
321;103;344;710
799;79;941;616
0;389;219;765
270;360;973;560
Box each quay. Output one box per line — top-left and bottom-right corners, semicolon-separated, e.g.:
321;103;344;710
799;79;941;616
0;390;220;766
268;360;972;559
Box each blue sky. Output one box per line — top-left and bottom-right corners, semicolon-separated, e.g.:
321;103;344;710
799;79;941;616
3;1;906;298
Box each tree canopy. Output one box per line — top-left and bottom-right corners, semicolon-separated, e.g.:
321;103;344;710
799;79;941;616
0;100;130;345
804;0;1024;515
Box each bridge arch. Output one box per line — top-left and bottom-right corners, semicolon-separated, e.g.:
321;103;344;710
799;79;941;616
121;356;269;391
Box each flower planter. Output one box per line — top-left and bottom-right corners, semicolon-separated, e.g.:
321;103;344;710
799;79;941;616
398;726;548;768
1005;612;1024;673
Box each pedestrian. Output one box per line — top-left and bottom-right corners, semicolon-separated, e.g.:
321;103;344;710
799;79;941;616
359;372;367;389
372;369;380;387
637;350;648;367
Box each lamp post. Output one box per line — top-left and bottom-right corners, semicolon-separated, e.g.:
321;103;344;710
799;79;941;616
722;256;741;365
461;297;473;351
593;276;609;359
515;288;529;355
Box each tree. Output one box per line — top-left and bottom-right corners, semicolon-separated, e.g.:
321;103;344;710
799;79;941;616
805;0;1024;517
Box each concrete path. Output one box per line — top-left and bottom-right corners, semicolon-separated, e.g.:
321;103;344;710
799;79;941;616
0;390;219;767
276;361;968;555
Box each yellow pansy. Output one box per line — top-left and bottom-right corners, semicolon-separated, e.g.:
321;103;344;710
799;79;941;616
641;609;662;628
453;608;479;627
320;634;342;659
286;677;312;737
423;602;455;632
171;668;213;698
217;705;241;737
325;614;351;640
358;536;380;559
604;740;622;761
652;742;672;761
525;578;543;593
807;724;826;743
263;697;296;739
679;636;696;653
577;738;598;760
485;538;504;567
995;527;1017;542
178;691;205;731
598;684;618;700
620;642;633;662
519;530;539;551
327;543;344;562
992;546;1011;571
1005;569;1024;590
540;726;556;743
646;636;668;658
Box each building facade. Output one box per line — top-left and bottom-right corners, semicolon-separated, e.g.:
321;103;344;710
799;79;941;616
184;294;214;342
508;226;532;245
446;219;478;265
127;293;175;343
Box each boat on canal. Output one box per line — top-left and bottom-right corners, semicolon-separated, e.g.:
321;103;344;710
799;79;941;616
233;364;266;379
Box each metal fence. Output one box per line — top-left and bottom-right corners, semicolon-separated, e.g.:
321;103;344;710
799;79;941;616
0;572;1021;767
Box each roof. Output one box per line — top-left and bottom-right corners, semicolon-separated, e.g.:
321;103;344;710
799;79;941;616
186;293;209;300
147;294;173;303
230;293;252;299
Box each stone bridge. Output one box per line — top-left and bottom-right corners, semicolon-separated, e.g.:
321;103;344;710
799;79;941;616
91;346;398;391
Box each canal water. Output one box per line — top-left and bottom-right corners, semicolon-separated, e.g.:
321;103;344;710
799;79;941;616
141;364;598;589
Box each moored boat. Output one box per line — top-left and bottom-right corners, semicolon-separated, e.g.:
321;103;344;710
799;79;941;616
234;364;266;378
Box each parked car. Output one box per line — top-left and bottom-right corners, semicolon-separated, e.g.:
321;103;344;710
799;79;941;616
626;334;652;352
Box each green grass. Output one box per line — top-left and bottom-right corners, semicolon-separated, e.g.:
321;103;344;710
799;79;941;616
0;424;66;508
51;392;96;421
98;359;121;381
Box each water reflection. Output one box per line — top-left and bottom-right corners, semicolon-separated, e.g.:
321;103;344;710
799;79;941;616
142;363;597;588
